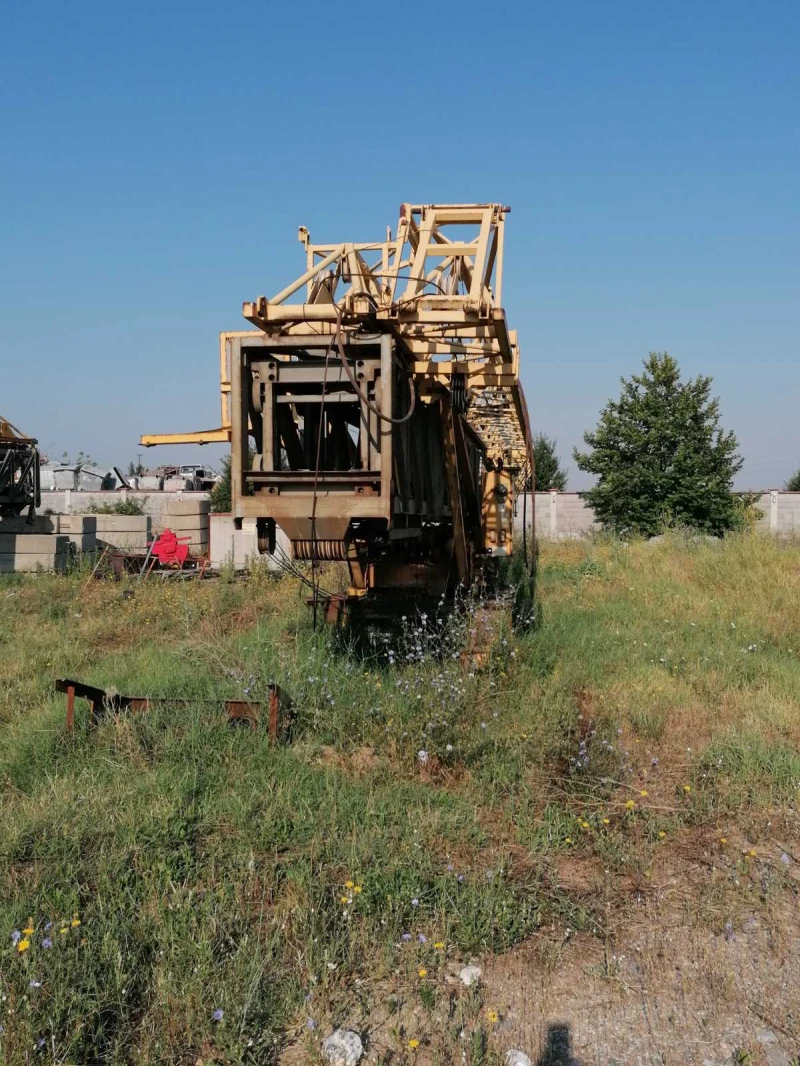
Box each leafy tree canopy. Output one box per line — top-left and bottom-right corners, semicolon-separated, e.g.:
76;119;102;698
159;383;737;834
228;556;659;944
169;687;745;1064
573;352;744;536
785;468;800;492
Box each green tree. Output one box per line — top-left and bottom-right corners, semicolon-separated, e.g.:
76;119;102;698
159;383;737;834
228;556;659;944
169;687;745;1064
532;432;568;491
211;451;257;512
785;468;800;492
209;455;232;513
573;352;744;536
60;449;96;467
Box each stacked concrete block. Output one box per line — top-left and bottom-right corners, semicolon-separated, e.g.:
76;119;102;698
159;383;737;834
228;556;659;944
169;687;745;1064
90;514;152;551
50;514;98;554
209;513;289;571
158;499;209;556
0;532;71;573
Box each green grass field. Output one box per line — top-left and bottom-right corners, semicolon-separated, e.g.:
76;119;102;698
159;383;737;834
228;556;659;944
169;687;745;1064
2;535;799;1064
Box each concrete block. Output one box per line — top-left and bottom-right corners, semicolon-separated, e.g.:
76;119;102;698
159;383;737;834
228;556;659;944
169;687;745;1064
92;515;151;534
97;533;150;551
0;533;70;553
162;499;211;516
0;515;57;534
56;515;97;535
233;529;259;569
156;516;210;533
0;552;69;573
65;533;98;553
210;514;234;568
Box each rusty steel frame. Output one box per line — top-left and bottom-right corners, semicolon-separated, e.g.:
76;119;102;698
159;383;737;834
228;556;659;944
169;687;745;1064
56;678;291;737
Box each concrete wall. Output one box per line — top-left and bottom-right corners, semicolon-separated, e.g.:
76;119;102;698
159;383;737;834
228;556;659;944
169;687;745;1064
39;488;210;520
514;491;800;539
28;488;800;561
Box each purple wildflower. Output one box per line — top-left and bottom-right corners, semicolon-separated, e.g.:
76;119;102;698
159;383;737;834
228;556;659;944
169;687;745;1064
212;1008;224;1022
11;930;21;946
42;938;52;950
36;1037;46;1050
306;1017;317;1031
781;853;791;867
44;922;52;932
401;932;412;942
457;874;465;883
411;897;419;907
417;933;427;944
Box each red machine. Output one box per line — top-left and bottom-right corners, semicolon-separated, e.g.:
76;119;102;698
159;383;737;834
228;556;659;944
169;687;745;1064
150;529;190;567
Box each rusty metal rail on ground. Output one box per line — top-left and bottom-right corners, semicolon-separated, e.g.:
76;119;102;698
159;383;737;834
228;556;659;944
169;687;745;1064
55;678;291;738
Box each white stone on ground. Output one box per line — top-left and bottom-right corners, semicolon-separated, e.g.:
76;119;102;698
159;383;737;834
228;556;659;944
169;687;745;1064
459;964;482;987
504;1051;532;1066
322;1029;363;1066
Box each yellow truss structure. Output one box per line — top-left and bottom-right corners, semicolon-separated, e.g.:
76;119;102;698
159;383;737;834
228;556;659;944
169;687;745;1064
141;203;530;472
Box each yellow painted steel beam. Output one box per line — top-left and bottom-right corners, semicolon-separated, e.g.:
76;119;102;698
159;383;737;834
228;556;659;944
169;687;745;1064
140;428;231;447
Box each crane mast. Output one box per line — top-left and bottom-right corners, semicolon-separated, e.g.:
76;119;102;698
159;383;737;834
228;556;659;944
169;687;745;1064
142;203;533;615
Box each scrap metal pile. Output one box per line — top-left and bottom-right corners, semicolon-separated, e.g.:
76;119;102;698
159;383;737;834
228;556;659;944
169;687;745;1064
143;203;532;616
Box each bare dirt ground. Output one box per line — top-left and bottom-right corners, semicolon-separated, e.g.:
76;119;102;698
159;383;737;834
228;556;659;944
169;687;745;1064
481;904;799;1066
281;830;800;1066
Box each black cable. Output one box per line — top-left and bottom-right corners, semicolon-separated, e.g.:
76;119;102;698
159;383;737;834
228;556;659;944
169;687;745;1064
334;306;416;425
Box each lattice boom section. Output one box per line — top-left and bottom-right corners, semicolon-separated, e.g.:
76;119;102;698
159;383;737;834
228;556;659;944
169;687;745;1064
466;388;528;468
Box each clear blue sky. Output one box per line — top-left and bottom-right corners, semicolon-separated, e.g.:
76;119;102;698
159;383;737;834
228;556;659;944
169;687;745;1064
2;0;798;488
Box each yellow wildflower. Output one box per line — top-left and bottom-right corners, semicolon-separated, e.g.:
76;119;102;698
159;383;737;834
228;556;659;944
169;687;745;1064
564;837;573;844
339;896;350;905
581;821;590;829
719;837;727;845
683;785;691;793
353;886;362;895
59;927;68;935
23;923;34;936
345;880;355;889
658;831;666;839
602;818;610;825
640;790;648;797
408;1039;420;1049
17;938;30;953
748;849;757;858
433;941;445;950
625;799;635;810
486;1009;499;1024
418;968;427;978
71;918;81;928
